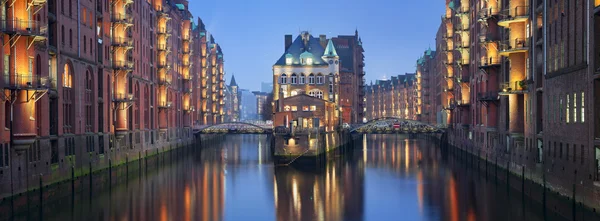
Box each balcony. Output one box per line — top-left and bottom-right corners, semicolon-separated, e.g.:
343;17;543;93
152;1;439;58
478;92;499;102
157;44;171;52
111;13;133;25
157;63;171;70
499;80;529;95
182;48;192;55
3;75;52;90
456;7;469;15
479;33;499;44
455;100;470;108
498;6;530;27
478;7;500;20
443;60;455;66
157;27;171;35
479;57;501;69
156;9;170;19
455;59;469;67
183;87;193;94
183;75;193;81
184;106;195;113
158;76;171;86
0;20;47;38
158;101;173;109
455;75;469;83
112;61;134;71
443;87;454;93
182;35;191;42
499;38;529;56
113;93;135;102
454;23;469;33
112;37;133;48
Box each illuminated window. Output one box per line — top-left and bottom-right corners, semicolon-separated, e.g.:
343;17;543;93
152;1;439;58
310;106;316;111
573;93;577;123
290;73;297;84
581;92;585;122
306;57;313;65
284;105;290;111
63;63;72;88
299;73;305;84
316;74;324;84
291;106;298;111
280;74;287;84
302;106;309;111
566;94;570;123
286;57;292;65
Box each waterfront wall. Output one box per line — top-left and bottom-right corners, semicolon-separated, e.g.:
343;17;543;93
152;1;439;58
0;132;225;216
429;132;600;219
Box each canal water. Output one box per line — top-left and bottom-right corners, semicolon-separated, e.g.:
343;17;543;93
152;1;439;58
6;134;582;221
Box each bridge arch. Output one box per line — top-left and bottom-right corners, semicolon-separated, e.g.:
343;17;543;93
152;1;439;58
197;122;270;134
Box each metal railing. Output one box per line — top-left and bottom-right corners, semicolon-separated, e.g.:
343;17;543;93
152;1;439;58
479;57;500;67
157;27;169;34
158;76;171;85
111;13;133;24
0;20;47;36
112;37;133;47
499;6;530;21
112;61;134;70
499;80;528;93
478;92;499;101
158;101;173;108
113;93;134;102
479;7;500;18
499;38;529;52
2;74;52;89
157;44;170;51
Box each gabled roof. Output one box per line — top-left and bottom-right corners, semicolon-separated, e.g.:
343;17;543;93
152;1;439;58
274;32;328;66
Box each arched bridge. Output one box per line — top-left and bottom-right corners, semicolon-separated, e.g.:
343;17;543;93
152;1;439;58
193;122;273;135
350;117;443;134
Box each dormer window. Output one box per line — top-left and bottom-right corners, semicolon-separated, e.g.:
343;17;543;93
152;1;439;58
286;57;293;65
306;57;313;65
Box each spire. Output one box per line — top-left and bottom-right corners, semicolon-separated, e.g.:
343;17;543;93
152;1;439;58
229;74;237;86
323;39;338;58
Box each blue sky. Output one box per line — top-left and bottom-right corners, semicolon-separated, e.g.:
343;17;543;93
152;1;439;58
188;0;445;91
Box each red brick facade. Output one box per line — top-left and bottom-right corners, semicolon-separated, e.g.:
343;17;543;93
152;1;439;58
0;0;225;198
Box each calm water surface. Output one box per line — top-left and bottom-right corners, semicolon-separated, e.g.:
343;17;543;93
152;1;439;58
15;134;572;221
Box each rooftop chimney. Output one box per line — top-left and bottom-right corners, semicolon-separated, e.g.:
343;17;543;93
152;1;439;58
285;35;292;51
319;35;327;48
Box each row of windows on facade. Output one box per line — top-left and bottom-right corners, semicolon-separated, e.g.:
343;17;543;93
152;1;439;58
279;73;333;85
548;92;585;124
284;105;317;112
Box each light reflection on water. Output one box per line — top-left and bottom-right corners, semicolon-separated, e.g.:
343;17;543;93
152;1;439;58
9;134;579;221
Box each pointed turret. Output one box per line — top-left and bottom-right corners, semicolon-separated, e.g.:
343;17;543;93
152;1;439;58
230;74;237;86
323;39;338;58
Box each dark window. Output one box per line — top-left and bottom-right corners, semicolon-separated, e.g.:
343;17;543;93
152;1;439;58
4;101;9;129
51;141;58;164
69;29;72;47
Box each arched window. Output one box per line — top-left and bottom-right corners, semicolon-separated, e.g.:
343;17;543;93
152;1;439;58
309;73;315;84
280;73;287;84
63;62;74;133
309;90;323;99
135;82;140;129
299;73;306;84
85;70;93;132
316;73;324;84
290;73;297;84
144;85;149;129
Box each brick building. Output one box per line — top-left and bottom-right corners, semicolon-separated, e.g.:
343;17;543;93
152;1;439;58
332;30;365;124
364;74;417;121
412;0;600;213
272;32;341;131
0;0;225;198
416;48;437;125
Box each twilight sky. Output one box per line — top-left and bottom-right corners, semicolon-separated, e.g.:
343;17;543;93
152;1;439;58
187;0;445;91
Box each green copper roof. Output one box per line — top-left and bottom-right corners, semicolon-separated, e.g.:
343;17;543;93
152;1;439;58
323;39;338;57
426;48;432;56
448;1;456;10
175;4;185;10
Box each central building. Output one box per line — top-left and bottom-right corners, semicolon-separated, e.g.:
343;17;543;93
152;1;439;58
272;32;340;131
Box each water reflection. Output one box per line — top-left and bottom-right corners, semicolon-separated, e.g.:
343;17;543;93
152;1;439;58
8;134;582;221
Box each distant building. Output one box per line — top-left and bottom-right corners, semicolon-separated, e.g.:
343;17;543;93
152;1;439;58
224;75;241;122
261;82;273;93
240;89;257;120
415;48;437;125
272;31;340;130
365;74;417;121
253;91;271;121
